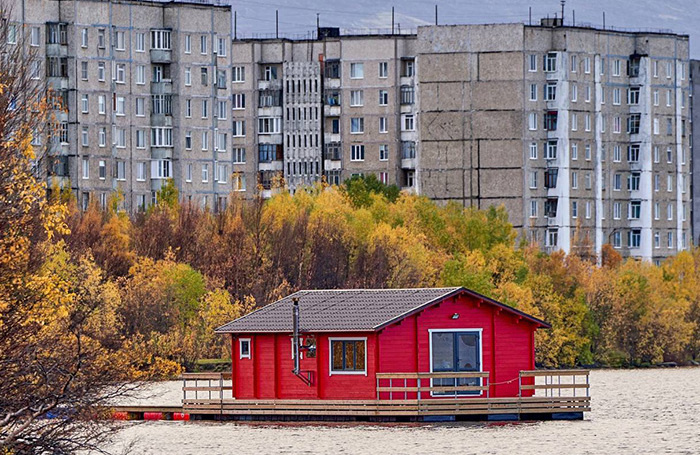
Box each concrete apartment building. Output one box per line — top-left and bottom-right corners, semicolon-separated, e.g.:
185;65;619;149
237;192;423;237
10;0;233;211
232;22;690;262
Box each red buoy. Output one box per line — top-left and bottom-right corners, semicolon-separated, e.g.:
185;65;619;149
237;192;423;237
172;413;190;421
143;412;164;420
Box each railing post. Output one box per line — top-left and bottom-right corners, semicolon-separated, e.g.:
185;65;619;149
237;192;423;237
376;376;380;400
518;372;522;398
417;377;421;403
404;377;407;401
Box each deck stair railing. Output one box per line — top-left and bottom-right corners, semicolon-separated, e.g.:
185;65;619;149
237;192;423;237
376;372;490;400
518;369;590;398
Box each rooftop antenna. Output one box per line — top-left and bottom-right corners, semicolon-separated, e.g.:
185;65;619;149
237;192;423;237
435;4;438;25
560;0;565;24
392;7;395;34
275;9;279;39
529;6;532;26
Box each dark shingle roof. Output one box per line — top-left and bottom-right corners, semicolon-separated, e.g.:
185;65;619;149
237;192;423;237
215;287;550;333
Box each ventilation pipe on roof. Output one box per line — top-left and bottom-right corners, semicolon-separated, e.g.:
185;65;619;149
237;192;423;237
292;297;313;386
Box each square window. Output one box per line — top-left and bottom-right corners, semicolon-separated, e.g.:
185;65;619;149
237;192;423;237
239;339;251;359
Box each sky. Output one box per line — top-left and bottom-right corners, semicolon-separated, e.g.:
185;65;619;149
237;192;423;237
228;0;697;57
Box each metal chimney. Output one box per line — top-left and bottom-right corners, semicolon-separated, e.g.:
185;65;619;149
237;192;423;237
292;297;300;375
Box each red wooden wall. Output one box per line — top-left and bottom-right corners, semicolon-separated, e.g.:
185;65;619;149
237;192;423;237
230;292;538;400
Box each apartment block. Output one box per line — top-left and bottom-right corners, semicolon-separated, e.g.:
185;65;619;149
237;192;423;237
10;0;232;211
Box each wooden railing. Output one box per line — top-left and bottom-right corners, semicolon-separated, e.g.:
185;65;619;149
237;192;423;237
519;369;590;398
376;372;490;399
181;372;232;404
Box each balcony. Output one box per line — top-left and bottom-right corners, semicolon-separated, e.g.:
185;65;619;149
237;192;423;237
151;80;173;95
324;105;341;117
150;113;173;127
150;48;172;63
258;79;282;91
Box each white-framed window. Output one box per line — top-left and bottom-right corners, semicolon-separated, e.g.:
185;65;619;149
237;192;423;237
546;141;557;160
97;29;105;48
544;53;557;72
529;83;537;101
151;159;171;179
184;34;191;53
667;147;673;163
379;117;388;133
135;97;145;117
136;130;146;149
529;142;538;160
379;90;388;105
99;127;107;147
115;128;126;148
571;113;578;131
667;174;673;192
613;231;621;248
613;116;621;134
585;85;591;103
627;144;640;162
217;37;227;56
81;127;89;146
115;63;126;83
135;32;145;52
151;127;173;147
379;61;388;78
233;93;245;110
584;114;591;132
528;113;538;131
217;163;228;183
200;35;207;54
185;67;192;86
185;99;192;118
571;143;578;160
379;144;389;161
428;329;483;395
151;30;171;50
570;83;577;102
654;202;660;220
201;163;209;182
258;117;281;134
571;171;578;189
351;144;365;161
350;62;364;79
232;66;245;83
666;61;672;79
114;31;125;50
201;99;209;118
570;54;577;72
529;171;537;189
184;132;192;150
217;100;228;119
668;231;674;248
350;90;364;106
613;145;621;162
585;201;591;219
584;57;591;74
402;114;415;131
98;160;106;180
233;120;245;137
201;131;209;151
216;132;227;152
613;59;621;76
81;94;89;113
82;158;89;179
613;88;621;105
629;230;641;249
613;202;621;220
233;147;246;163
115;96;125;116
350;117;364;134
80;61;88;80
613;173;622;191
530;200;538;218
81;28;88;48
136;65;145;85
186;163;192;183
572;201;578;218
329;338;367;375
232;173;247;192
654;232;660;249
98;62;106;81
529;54;537;72
628;201;641;220
116;160;126;181
545;83;557;101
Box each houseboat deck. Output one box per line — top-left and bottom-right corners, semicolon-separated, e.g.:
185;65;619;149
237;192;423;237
169;370;591;422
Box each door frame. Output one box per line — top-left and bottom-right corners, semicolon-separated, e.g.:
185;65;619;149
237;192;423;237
428;328;484;397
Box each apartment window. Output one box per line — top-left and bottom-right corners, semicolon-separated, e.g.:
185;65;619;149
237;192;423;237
401;141;416;159
654;118;660;135
627;114;640;135
81;158;89;180
654;202;660;220
402;59;415;77
528;113;538;131
544;53;557;72
666;119;673;136
99;127;106;147
218;100;228;119
379;117;388;133
628;56;641;77
216;132;227;151
667;232;674;248
612;88;621;105
115;96;125;116
529;171;538;189
544;112;557;131
585;201;592;219
544;199;558;218
379;172;388;185
545;83;557;101
613;59;621;76
654;174;660;192
379;61;388;78
81;127;89;146
217;164;228;183
545;140;557;160
628;201;641;219
185;67;191;86
152;95;172;115
185;99;192;118
201;99;209;118
81;28;88;47
263;65;277;81
135;32;145;52
572;83;579;102
571;143;578;160
136;130;146;148
654;232;660;249
613;173;622;191
151;160;171;179
233;121;245;137
258;117;281;134
231;93;245;111
98;160;106;180
81;94;89;113
200;35;207;54
585;86;591;103
81;61;88;80
613;117;621;133
47;57;68;77
653;90;659;106
115;64;126;83
185;164;192;183
135;97;145;117
584;57;591;73
627;87;640;105
546;229;558;247
529;54;537;72
184;132;192;150
570;55;577;72
217;70;227;88
350;90;364;106
233;148;246;163
350;62;364;79
233;173;246;192
529;142;538;160
572;201;578;218
379;90;389;106
115;128;126;148
114;31;125;51
402;114;415;131
350;118;364;134
627;144;640;162
529;84;537;101
331;118;340;134
584;114;591;132
400;86;414;105
185;34;191;53
201;68;208;86
379;144;389;161
571;171;578;189
629;230;641;249
201;131;209;150
667;174;673;192
151;127;173;147
232;66;245;82
628;172;640;191
666;89;672;107
613;202;622;220
351;144;365;161
217;37;227;56
136;65;145;84
666;147;673;163
613;231;621;248
571;113;578;131
97;28;105;48
584;173;592;190
115;160;126;181
530;200;538;218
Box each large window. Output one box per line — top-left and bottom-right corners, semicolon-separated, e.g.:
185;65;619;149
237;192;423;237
330;338;366;374
430;330;482;395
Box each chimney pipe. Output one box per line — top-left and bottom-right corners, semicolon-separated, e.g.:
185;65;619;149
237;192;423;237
292;297;300;375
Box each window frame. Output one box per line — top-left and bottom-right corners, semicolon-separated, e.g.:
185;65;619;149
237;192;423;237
239;338;251;359
329;337;367;376
428;328;484;397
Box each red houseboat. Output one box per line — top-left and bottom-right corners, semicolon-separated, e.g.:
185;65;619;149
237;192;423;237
189;287;590;421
